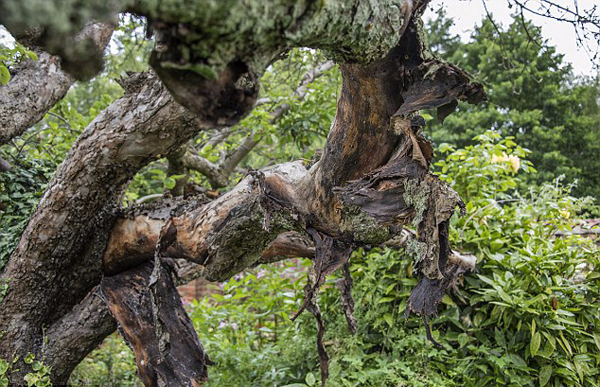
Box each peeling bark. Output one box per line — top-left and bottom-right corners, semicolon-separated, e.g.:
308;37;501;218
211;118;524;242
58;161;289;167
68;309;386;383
101;261;211;387
103;162;308;280
0;1;488;385
336;263;357;335
0;22;113;145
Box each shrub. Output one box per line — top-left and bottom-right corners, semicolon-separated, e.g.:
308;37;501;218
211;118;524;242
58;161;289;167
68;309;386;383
72;132;599;387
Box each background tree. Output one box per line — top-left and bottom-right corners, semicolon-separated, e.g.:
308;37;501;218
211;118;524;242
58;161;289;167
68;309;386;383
425;7;600;200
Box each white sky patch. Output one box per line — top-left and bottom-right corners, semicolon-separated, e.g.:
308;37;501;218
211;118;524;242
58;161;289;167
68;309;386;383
0;25;15;47
428;0;598;76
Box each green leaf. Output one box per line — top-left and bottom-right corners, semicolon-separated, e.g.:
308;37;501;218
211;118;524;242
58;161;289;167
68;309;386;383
0;359;7;375
508;354;527;369
530;332;541;357
305;372;316;386
23;353;35;364
164;178;176;189
495;329;506;348
539;365;552;387
383;313;394;327
26;51;38;61
0;66;10;85
23;373;36;387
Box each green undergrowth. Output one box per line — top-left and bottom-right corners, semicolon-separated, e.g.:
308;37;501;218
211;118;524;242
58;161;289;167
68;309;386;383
72;132;599;386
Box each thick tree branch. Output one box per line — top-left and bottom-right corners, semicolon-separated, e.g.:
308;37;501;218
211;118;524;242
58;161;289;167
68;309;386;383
0;22;113;146
101;261;211;387
0;63;258;381
102;162;309;280
44;290;117;385
166;146;188;197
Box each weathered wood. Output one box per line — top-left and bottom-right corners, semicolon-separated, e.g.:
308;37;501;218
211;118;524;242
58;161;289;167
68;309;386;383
0;2;489;385
0;68;255;383
102;162;309;280
0;22;113;145
101;261;211;387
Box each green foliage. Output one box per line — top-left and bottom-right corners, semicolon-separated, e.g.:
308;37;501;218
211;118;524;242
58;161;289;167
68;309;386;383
188;262;316;386
0;159;53;271
73;133;598;386
22;354;51;387
435;130;535;203
0;41;38;85
0;359;8;387
425;7;600;201
69;335;141;387
433;133;600;386
0;354;52;387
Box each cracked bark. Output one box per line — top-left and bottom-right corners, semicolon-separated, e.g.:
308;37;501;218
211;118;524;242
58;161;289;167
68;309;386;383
0;67;257;383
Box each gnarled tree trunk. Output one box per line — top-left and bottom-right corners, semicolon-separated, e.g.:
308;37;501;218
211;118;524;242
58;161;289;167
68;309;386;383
0;1;483;385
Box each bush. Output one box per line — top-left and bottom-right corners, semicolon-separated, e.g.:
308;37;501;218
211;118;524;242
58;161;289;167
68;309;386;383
72;132;599;387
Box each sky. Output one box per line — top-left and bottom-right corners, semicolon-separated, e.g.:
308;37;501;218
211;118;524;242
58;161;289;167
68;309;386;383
429;0;598;76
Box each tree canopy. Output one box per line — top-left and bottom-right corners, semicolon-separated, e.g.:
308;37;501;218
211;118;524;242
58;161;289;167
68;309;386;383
426;7;600;200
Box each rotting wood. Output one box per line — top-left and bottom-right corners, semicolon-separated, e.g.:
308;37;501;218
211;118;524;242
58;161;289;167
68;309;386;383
100;261;212;387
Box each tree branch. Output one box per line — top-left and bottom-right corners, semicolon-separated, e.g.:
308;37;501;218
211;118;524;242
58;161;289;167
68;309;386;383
183;60;335;188
0;22;114;146
0;63;258;379
44;290;117;385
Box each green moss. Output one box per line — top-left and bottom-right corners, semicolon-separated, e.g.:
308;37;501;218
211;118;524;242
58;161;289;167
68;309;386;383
135;0;409;74
340;205;390;245
206;200;301;282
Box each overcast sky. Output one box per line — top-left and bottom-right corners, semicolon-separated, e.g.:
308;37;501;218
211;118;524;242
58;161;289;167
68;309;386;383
428;0;598;76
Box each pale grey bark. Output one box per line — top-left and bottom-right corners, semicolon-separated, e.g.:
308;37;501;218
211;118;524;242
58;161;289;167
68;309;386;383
0;22;113;145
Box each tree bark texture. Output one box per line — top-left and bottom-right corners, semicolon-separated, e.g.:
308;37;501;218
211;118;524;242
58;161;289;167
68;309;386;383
0;1;486;385
0;67;257;383
100;261;211;387
0;21;114;146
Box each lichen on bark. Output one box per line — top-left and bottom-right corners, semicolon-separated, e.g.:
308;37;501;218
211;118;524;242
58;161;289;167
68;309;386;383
339;205;390;245
137;0;412;79
402;179;430;227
